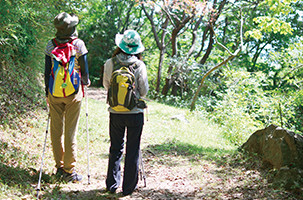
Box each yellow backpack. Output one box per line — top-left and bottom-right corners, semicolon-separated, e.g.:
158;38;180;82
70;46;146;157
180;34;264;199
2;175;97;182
107;57;137;111
49;38;81;97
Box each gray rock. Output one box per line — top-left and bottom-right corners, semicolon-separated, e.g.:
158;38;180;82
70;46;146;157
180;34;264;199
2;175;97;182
241;124;303;169
171;114;189;123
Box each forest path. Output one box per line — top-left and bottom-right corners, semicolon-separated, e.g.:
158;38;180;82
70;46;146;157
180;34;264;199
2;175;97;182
43;87;295;200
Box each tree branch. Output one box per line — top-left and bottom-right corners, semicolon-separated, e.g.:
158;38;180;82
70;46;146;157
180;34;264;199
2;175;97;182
190;9;243;111
161;3;177;28
142;4;162;49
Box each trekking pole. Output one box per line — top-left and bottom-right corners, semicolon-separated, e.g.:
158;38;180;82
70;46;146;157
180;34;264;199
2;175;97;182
36;112;50;199
139;149;146;187
85;86;91;184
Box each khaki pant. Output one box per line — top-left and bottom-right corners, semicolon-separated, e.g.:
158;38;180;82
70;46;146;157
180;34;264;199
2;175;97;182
48;88;83;173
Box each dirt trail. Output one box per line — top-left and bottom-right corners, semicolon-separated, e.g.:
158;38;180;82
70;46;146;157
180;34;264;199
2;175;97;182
58;87;202;199
86;87;107;102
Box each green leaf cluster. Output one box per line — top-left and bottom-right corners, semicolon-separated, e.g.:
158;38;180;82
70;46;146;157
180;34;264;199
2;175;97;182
246;0;298;40
0;0;79;128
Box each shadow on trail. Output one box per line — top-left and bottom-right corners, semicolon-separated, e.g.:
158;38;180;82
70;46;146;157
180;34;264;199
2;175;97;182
144;139;235;165
0;139;52;196
43;187;197;200
140;139;302;200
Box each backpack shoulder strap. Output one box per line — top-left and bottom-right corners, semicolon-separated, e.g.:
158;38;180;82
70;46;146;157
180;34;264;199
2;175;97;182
69;38;77;45
128;60;141;74
52;38;58;47
112;56;124;72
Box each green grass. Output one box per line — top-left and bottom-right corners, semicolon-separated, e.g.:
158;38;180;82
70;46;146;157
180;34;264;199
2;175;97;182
141;101;236;165
142;101;235;150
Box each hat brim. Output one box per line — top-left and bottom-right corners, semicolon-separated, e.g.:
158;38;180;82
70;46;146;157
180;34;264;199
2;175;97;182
115;34;145;55
68;15;79;28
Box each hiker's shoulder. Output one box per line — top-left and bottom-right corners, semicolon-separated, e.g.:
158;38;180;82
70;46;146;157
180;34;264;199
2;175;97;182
134;59;146;70
45;39;55;47
72;38;86;46
45;39;55;55
105;57;114;66
136;59;145;66
73;38;88;55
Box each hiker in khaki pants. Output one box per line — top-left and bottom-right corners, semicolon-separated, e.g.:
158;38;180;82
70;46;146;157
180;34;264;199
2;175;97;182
44;12;90;183
48;89;82;177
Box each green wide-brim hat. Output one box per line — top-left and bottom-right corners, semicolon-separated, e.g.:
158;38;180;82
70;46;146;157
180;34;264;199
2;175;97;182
115;30;145;55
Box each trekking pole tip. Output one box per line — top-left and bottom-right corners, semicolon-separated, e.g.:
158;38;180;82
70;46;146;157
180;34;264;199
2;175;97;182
36;190;41;199
88;175;91;185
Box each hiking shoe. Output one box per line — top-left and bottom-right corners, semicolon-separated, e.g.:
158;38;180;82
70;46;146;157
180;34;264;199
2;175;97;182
55;168;64;177
122;186;138;196
63;171;83;183
53;167;65;182
122;190;135;196
105;188;116;194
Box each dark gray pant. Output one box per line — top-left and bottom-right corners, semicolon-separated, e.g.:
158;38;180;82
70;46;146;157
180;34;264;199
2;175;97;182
106;113;144;195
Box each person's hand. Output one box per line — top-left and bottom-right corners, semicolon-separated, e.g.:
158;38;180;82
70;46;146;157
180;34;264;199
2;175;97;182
86;79;91;87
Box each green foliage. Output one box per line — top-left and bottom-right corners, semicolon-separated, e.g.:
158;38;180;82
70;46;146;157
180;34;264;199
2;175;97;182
0;0;48;128
246;0;297;40
198;62;303;144
0;0;85;128
246;17;293;40
263;0;298;15
287;90;303;133
0;58;45;129
196;66;302;144
261;38;303;133
205;69;266;144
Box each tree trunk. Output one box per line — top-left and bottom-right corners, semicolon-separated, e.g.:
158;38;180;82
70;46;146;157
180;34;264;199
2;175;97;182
199;29;214;64
156;49;165;93
161;25;179;96
161;14;192;96
142;5;169;94
156;19;169;93
195;0;227;63
162;77;173;95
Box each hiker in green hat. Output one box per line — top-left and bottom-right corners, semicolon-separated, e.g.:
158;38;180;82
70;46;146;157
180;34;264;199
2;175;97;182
103;29;149;195
44;12;90;183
